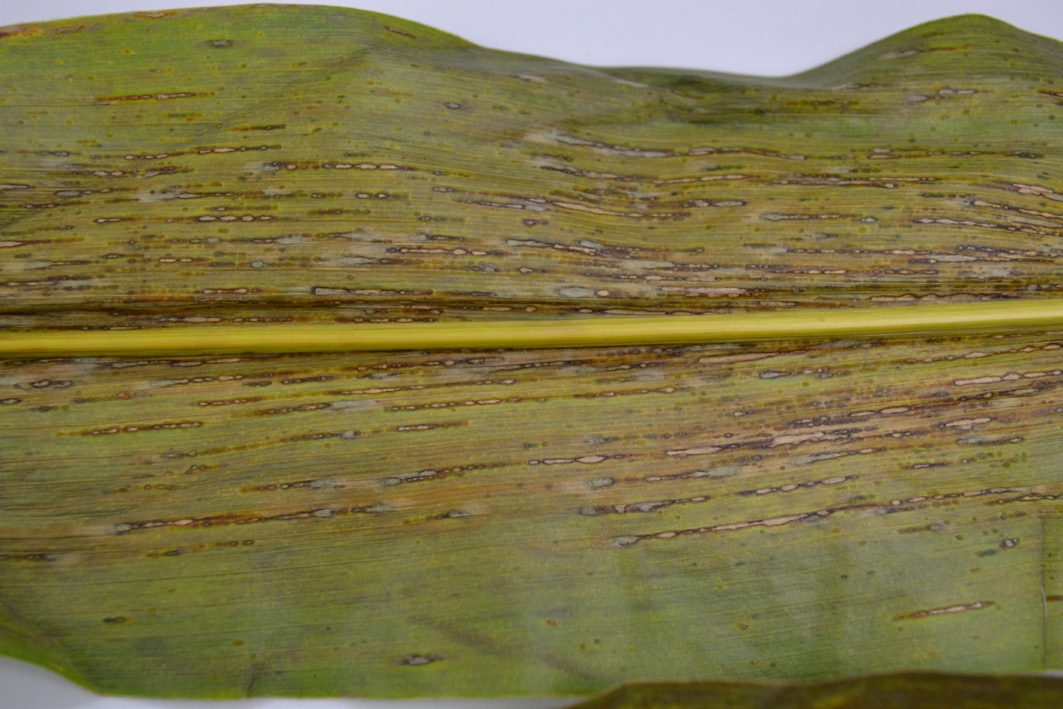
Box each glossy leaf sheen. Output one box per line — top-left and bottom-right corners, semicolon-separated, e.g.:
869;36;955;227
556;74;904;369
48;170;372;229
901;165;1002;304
0;4;1061;703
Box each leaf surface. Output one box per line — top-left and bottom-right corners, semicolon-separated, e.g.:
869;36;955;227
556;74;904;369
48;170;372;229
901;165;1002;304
0;5;1061;701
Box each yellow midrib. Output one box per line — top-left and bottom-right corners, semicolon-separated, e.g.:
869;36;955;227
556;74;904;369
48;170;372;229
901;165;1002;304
2;299;1062;356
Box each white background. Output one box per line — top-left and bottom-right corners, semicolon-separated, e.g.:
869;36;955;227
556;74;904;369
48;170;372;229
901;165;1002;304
4;1;1063;76
2;1;1062;708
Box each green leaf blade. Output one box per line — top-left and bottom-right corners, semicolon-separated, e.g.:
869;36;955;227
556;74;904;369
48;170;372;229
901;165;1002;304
1;330;1061;696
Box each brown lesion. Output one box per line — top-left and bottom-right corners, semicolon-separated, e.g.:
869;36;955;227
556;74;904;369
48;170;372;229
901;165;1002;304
399;654;440;667
281;429;359;443
114;503;391;534
80;420;203;435
325;377;515;397
968;198;1063;224
71;165;185;178
94;92;208;104
278;375;334;385
613;484;1050;547
251;402;330;416
0;552;60;562
145;538;255;558
772;175;936;189
734;474;858;497
572;386;676;400
894;601;993;621
380;462;506;486
878;44;972;60
0;25;40;40
241;480;321;493
197;397;265;407
230;124;287;132
579;494;709;516
189;214;276;223
550;200;690;220
611;505;863;547
395;421;466;433
993;181;1063;200
388;396;526;412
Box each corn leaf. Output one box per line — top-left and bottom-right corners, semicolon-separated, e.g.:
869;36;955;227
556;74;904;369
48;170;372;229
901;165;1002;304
571;674;1063;709
0;5;1061;703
